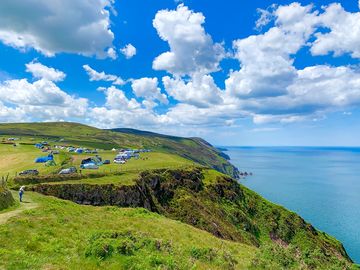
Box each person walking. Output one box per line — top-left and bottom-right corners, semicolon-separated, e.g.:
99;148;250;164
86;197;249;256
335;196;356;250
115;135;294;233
19;186;25;202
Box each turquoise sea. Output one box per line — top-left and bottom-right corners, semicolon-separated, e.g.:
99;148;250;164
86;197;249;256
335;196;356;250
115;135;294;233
226;146;360;263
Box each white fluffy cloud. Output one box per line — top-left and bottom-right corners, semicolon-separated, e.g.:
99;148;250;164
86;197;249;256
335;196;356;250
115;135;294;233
0;62;88;121
26;61;66;82
288;65;360;110
311;3;360;58
120;44;137;59
90;86;169;129
0;101;27;122
0;0;115;57
107;48;118;60
236;64;360;117
152;4;227;112
144;2;360;128
153;4;225;76
219;2;360;125
0;79;88;118
104;86;140;110
131;77;168;104
163;74;223;107
226;3;319;99
83;65;125;85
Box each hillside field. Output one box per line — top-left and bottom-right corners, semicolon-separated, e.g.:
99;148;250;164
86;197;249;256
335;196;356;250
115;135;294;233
0;142;194;186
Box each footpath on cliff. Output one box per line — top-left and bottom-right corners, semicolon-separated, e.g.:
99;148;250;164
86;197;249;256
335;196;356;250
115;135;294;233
0;191;38;225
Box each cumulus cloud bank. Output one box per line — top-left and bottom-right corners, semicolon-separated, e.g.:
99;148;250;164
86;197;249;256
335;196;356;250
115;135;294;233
153;4;225;76
1;2;360;135
0;62;88;122
0;0;115;57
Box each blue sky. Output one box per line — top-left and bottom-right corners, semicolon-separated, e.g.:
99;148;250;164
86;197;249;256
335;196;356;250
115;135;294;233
0;0;359;146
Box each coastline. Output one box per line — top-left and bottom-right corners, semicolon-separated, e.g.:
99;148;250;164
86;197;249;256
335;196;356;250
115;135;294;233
223;146;359;263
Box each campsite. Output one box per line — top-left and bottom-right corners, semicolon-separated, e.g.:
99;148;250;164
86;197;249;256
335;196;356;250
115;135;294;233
0;135;195;187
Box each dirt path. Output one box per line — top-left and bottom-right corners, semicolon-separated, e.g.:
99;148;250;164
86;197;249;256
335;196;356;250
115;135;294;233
0;192;38;225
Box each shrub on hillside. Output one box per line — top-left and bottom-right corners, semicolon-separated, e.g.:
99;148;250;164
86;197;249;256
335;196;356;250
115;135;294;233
85;230;174;261
0;188;15;211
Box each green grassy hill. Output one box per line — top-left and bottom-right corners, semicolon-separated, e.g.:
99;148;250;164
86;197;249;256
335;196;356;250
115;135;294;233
0;192;257;270
0;122;357;269
0;122;238;178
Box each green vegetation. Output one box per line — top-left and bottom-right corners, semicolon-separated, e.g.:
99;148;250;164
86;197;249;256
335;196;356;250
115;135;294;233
28;168;355;269
0;122;357;269
0;187;15;211
0;192;255;270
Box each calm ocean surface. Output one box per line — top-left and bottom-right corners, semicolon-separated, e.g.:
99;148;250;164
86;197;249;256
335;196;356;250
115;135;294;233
226;146;360;263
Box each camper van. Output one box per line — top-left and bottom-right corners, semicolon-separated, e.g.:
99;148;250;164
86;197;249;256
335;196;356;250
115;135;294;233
59;167;77;175
19;169;39;176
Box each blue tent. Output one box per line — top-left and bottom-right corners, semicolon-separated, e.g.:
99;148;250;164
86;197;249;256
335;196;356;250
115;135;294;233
35;154;54;163
35;143;43;149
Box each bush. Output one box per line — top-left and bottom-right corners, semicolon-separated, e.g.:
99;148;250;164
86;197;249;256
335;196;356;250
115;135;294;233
86;231;162;260
117;239;136;255
0;188;15;211
85;238;114;260
190;247;217;261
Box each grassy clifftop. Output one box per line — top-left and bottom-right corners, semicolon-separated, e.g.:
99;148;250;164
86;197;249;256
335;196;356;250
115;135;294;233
0;192;256;270
30;168;354;269
0;122;238;178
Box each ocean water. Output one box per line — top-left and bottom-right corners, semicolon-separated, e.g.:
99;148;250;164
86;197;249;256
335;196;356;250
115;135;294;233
226;146;360;263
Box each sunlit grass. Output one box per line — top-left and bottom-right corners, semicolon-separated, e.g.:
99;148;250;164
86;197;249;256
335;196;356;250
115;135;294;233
0;192;256;270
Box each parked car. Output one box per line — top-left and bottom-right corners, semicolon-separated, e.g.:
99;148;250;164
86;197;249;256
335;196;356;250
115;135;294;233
58;167;77;175
114;159;126;164
19;169;39;176
80;163;99;169
103;160;110;165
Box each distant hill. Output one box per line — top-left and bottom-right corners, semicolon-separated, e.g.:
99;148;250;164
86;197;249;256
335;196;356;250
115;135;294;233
0;122;239;178
111;128;238;178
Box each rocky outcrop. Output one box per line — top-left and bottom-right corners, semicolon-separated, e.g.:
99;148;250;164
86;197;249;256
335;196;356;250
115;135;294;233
30;169;204;212
31;183;158;211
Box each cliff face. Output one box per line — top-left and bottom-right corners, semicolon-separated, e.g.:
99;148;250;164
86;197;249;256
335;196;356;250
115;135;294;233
31;168;353;269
